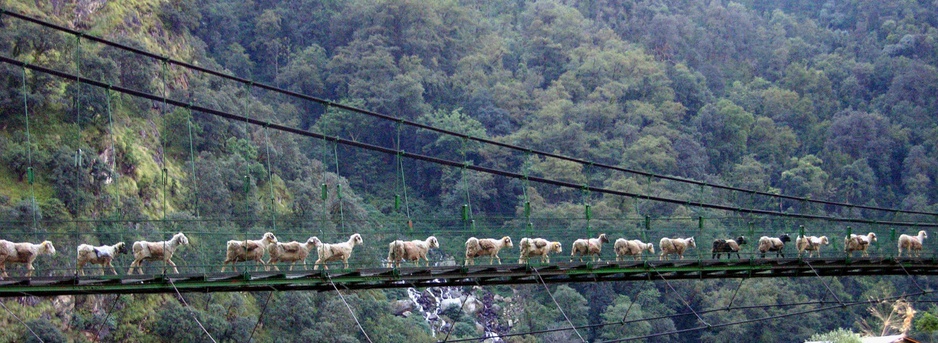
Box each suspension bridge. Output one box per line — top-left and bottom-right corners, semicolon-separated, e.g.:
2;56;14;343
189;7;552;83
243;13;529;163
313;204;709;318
3;9;938;342
1;257;937;297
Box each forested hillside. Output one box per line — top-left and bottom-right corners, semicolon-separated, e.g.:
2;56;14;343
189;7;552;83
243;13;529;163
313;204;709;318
1;0;938;342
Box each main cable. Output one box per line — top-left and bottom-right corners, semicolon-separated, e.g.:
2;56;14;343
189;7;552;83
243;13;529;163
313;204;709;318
1;55;935;228
1;8;935;218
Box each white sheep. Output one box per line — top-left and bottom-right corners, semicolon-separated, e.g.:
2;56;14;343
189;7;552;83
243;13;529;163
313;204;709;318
127;232;189;274
268;237;319;271
659;237;696;260
77;242;127;276
0;240;56;278
313;234;364;270
570;233;610;262
757;234;792;258
221;232;278;272
518;238;562;264
796;235;830;258
614;239;655;261
386;236;439;268
898;230;928;258
464;236;513;265
844;232;877;257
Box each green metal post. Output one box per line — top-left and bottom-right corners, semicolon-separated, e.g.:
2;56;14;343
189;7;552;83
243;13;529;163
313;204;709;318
698;216;703;261
846;226;853;261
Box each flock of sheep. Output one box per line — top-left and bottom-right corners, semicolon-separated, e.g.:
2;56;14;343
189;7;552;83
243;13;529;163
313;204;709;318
0;230;929;277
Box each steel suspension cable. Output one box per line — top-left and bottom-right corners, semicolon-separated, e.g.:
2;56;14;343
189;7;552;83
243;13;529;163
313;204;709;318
21;65;39;229
4;56;937;227
326;275;373;343
533;268;586;342
333;141;345;232
247;290;274;343
105;87;120;217
1;8;929;218
263;125;276;230
0;299;43;342
169;279;218;343
91;294;121;343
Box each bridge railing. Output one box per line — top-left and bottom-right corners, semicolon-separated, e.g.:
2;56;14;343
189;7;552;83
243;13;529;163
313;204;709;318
0;216;934;277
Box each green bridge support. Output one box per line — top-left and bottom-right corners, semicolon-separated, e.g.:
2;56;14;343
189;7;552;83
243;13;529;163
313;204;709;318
1;258;936;297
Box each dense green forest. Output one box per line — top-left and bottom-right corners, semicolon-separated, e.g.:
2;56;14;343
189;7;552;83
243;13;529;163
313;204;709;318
2;0;938;341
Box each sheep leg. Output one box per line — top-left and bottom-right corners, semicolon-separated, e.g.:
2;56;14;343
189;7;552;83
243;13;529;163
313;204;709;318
127;260;139;275
107;261;118;275
166;259;180;274
25;263;35;277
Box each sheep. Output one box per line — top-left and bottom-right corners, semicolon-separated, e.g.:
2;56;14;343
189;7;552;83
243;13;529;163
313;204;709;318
898;230;928;258
711;236;748;259
757;234;792;258
313;234;364;270
464;236;513;265
127;232;189;275
386;236;439;268
570;233;610;262
0;240;56;278
518;238;563;264
659;237;696;260
76;242;128;276
268;237;319;271
614;239;655;261
796;235;830;258
844;232;877;257
221;232;278;272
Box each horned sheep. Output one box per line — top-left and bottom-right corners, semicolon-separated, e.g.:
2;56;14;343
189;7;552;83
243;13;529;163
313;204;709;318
518;238;562;264
659;237;696;260
465;236;513;265
796;235;830;258
313;234;364;270
757;234;792;258
898;230;928;258
128;232;189;274
614;239;654;261
77;242;127;275
711;236;747;259
844;232;877;257
386;236;439;268
221;232;278;272
268;237;319;271
570;233;610;262
0;240;56;278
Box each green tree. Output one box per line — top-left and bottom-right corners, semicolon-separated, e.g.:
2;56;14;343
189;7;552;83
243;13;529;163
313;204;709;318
807;328;861;343
695;99;755;172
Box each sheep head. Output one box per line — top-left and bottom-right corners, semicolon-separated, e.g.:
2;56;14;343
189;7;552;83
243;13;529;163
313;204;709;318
175;232;190;246
647;243;655;254
427;236;440;249
735;236;747;245
550;242;562;253
308;237;322;247
687;237;696;248
350;233;363;246
819;236;830;245
115;242;128;254
501;236;513;248
599;234;609;244
41;241;56;255
779;234;791;243
263;232;278;244
919;231;928;240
